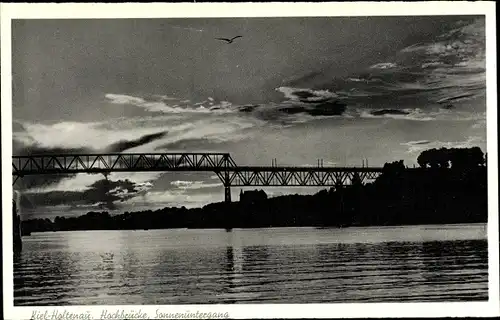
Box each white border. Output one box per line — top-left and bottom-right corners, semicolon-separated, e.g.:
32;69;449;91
1;2;498;319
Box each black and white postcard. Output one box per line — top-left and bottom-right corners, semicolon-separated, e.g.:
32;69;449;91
2;2;499;319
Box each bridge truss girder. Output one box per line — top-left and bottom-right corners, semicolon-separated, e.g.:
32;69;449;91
12;153;383;203
219;169;381;187
12;153;235;177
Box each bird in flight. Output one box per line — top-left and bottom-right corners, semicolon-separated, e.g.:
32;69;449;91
215;36;242;44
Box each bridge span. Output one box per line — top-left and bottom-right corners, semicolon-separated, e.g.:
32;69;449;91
12;153;383;202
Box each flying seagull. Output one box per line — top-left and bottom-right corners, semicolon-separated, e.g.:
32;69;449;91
215;36;242;44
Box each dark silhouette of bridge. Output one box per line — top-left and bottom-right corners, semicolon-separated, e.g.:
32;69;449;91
12;153;383;202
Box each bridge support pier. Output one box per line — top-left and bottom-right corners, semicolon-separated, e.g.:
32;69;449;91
224;185;231;203
223;169;232;203
13;199;22;253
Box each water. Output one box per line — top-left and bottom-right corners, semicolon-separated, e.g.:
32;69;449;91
14;224;488;305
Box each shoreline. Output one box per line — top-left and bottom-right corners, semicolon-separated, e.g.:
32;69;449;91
21;223;488;248
23;221;488;234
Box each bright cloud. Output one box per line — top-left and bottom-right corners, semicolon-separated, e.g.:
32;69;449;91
14;113;263;153
369;62;397;69
124;190;221;209
402;136;485;154
23;173;103;193
105;93;235;114
171;180;223;190
16;120;169;150
358;108;486;122
275;87;338;102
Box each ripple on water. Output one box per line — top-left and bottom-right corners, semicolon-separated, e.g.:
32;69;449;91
14;225;488;305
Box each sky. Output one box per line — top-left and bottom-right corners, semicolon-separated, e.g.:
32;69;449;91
11;16;487;219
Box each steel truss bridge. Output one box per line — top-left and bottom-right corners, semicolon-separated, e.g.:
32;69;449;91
12;153;383;202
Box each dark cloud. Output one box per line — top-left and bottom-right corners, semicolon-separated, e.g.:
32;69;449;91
22;178;144;210
277;101;347;117
104;130;167;153
16;146;90;156
238;105;259;113
437;93;476;104
276;88;348;117
307;101;347;116
413;140;431;145
371;109;410;116
405;140;431;146
292;90;321;100
156;138;223;151
282;18;485;113
15;174;75;191
15;130;168;155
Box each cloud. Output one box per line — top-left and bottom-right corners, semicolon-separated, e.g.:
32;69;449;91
171;180;223;190
404;140;431;146
421;62;446;69
435;93;476;104
369;62;397;69
105;93;235;114
170;25;204;33
397;19;485;105
23;173;104;193
400;19;484;61
22;170;163;200
151;116;262;151
276;87;338;102
12;143;92;191
401;136;485;154
22;172;224;211
265;87;349;118
370;109;410;116
22;177;150;210
12;109;265;203
104;130;168;153
123;190;221;209
358;107;485;122
13;112;263;211
15;120;172;150
14;115;257;153
104;93;145;105
359;108;436;121
13;127;172;192
15;129;169;155
299;19;485;115
14;145;90;156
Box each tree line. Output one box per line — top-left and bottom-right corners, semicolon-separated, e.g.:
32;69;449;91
417;146;485;169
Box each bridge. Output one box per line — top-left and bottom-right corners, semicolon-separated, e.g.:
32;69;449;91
12;153;383;202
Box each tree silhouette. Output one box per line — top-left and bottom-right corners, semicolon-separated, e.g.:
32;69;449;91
417;147;484;169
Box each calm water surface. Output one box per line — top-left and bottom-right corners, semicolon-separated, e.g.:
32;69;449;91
14;224;488;305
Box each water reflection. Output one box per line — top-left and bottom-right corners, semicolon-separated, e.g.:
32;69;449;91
14;224;488;305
